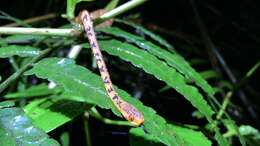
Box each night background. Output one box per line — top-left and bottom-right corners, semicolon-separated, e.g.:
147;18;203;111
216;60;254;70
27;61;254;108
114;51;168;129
0;0;260;146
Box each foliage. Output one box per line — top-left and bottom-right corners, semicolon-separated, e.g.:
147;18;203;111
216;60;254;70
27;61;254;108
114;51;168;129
0;104;59;146
0;0;257;146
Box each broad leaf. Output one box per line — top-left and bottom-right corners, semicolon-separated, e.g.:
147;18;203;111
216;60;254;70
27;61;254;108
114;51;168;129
0;45;40;58
5;83;60;99
24;58;121;117
99;27;215;97
24;97;87;132
25;57;210;146
0;106;59;146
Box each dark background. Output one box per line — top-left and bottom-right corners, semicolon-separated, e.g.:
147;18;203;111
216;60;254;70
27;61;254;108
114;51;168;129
1;0;260;145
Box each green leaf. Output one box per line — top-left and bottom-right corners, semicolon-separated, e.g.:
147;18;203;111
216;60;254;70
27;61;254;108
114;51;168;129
130;125;212;146
25;57;207;146
215;131;229;146
239;125;260;146
5;83;60;99
105;0;120;11
3;35;45;44
199;70;220;80
0;106;60;146
0;101;15;108
24;58;121;117
0;45;40;58
24;97;87;132
170;125;211;146
66;0;95;19
97;40;214;118
60;132;70;146
115;19;174;51
129;127;165;146
99;27;215;97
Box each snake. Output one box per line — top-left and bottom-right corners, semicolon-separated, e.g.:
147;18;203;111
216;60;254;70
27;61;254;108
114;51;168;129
79;10;144;126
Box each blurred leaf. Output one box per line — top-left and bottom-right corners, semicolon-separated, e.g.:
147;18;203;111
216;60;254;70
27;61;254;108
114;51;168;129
200;70;220;80
0;101;15;108
24;97;87;132
215;131;229;146
66;0;95;19
60;132;70;146
99;27;215;97
105;0;120;11
0;106;60;146
5;83;60;99
25;57;210;146
97;40;214;118
239;125;260;146
3;35;45;44
0;45;40;58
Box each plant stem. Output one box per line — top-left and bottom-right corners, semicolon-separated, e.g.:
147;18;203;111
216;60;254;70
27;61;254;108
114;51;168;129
89;107;134;126
216;92;232;120
0;0;148;36
95;0;149;24
3;13;57;27
0;27;78;37
0;49;51;94
83;112;92;146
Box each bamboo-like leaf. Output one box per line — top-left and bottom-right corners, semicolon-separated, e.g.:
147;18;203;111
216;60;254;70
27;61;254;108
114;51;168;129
24;57;207;146
97;40;214;118
0;45;40;58
0;106;60;146
99;27;215;96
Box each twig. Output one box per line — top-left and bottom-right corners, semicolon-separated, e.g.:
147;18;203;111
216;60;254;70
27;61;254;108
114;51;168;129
0;49;51;94
89;107;134;126
3;13;57;27
0;0;149;37
83;112;92;146
216;92;232;120
0;27;79;37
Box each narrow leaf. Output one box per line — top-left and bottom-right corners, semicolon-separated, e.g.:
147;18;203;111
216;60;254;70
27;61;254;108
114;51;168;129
5;83;60;99
99;27;215;96
97;40;214;118
0;45;40;58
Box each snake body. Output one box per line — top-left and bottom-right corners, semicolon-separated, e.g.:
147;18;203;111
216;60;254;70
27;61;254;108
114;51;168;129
79;10;144;126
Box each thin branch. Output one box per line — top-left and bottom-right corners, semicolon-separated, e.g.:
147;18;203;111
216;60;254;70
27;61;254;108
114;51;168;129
0;27;79;37
89;107;134;127
0;0;148;37
3;13;57;27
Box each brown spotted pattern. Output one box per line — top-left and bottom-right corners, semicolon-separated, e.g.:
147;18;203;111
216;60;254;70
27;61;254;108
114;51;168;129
79;10;144;126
